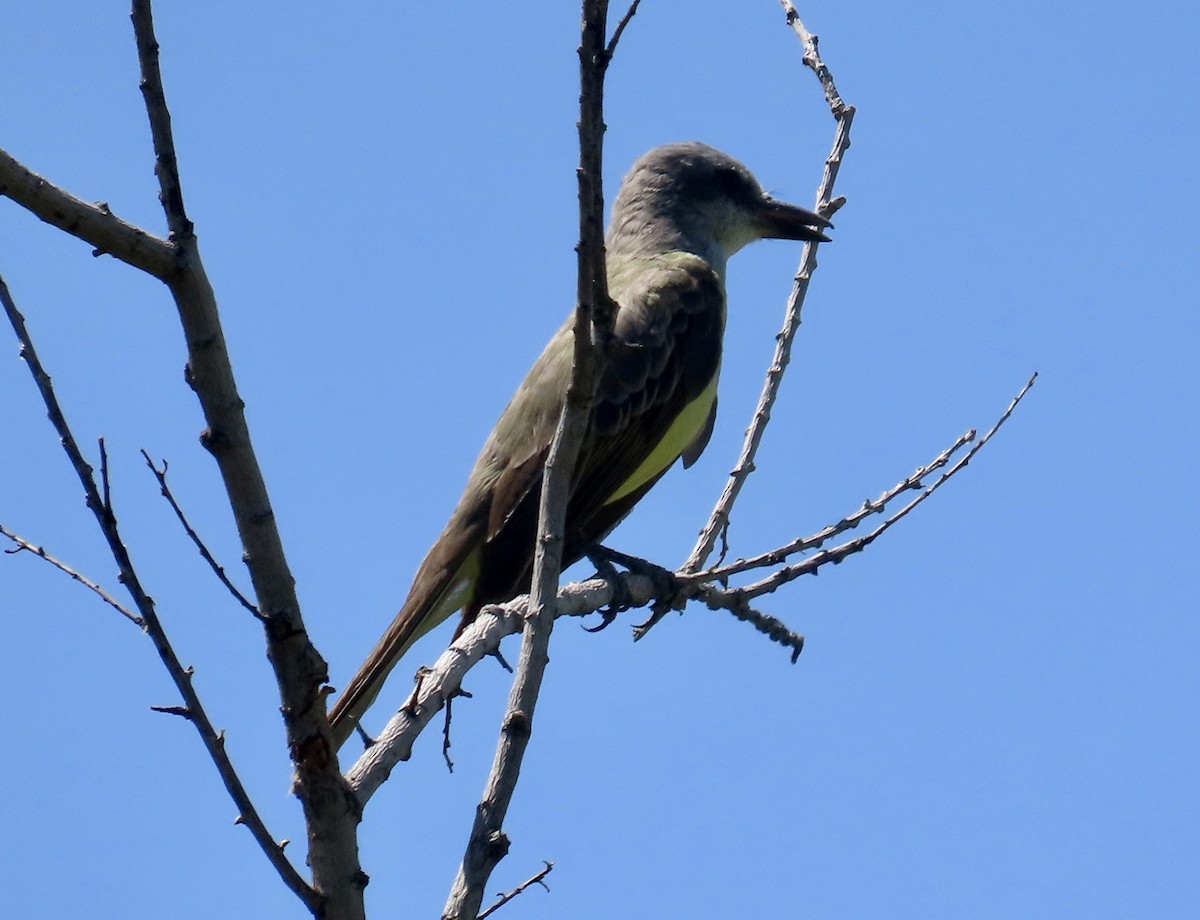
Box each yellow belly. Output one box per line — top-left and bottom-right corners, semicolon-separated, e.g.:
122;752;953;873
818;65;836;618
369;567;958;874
604;375;718;506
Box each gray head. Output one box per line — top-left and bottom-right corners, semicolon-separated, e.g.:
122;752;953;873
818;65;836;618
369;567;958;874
607;141;831;268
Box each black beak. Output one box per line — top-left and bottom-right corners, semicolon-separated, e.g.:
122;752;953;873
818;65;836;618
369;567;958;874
757;197;832;243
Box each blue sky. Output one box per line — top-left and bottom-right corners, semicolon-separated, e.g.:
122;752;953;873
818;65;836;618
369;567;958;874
2;3;1196;918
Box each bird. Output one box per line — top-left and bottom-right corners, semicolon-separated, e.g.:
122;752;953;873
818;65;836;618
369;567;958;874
328;141;830;748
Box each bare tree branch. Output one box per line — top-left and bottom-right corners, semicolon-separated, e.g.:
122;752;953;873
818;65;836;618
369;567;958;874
678;5;856;591
123;5;365;914
0;522;143;626
444;4;617;916
733;374;1038;600
130;0;192;239
781;2;851;117
347;370;1037;797
0;267;317;911
478;861;555;919
0;147;177;279
141;451;260;617
694;429;977;584
345;573;660;806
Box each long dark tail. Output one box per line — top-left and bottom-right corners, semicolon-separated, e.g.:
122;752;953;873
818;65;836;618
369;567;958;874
328;523;482;750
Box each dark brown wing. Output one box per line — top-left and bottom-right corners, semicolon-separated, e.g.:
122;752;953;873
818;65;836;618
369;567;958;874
569;256;724;528
473;254;725;602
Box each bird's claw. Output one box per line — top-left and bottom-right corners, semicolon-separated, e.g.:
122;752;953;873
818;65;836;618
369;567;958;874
643;565;683;619
587;544;685;627
584;547;634;632
582;607;619;633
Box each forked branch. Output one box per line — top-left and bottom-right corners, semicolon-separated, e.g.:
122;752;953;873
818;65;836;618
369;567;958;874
676;4;856;595
126;5;362;914
0;269;316;911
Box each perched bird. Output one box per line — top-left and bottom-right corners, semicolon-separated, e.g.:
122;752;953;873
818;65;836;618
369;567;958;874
329;142;830;748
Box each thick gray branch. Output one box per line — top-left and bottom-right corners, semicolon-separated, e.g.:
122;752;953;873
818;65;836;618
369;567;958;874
0;147;177;279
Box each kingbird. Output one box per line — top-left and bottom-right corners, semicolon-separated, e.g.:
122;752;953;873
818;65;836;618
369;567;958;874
329;142;830;748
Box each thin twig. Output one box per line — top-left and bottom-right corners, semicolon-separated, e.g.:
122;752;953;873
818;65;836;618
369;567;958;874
692;582;806;662
642;6;855;641
151;704;192;718
99;439;113;517
141;451;260;617
686;377;1033;652
736;374;1038;599
478;861;555;920
131;0;191;239
0;523;143;626
690;429;976;584
0;267;318;911
442;691;460;773
604;0;640;60
781;1;851;117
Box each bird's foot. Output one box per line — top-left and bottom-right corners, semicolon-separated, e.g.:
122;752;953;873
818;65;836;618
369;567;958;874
586;545;684;628
583;546;629;632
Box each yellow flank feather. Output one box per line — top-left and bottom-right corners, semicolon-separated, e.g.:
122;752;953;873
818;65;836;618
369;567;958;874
604;376;718;506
